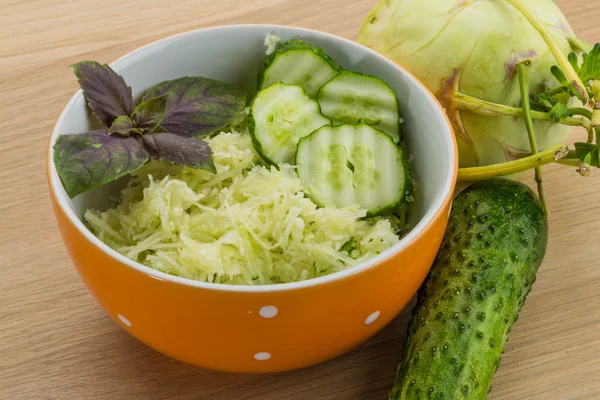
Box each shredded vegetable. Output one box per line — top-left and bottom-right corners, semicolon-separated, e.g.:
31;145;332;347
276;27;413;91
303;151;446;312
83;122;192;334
264;33;281;55
85;127;402;285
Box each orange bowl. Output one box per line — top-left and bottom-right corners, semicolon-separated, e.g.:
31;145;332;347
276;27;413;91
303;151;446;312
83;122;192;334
47;25;457;373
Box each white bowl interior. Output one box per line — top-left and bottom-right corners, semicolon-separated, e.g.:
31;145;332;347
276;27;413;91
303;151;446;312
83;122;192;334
49;25;455;291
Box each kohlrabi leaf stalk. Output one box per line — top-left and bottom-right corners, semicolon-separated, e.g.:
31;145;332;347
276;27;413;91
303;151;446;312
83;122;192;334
458;144;568;181
453;93;591;130
517;61;548;216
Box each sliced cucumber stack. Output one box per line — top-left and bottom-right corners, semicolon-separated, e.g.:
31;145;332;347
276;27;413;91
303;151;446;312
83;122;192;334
258;39;340;98
296;123;410;216
249;83;331;165
317;71;401;142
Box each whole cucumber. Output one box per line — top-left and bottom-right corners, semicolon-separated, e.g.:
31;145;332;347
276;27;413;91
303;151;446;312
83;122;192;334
390;179;548;399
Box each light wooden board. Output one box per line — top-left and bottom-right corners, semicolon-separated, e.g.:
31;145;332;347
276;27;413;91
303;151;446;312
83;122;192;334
1;0;599;399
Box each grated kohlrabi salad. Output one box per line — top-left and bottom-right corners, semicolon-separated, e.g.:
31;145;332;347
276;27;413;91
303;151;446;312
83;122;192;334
84;122;404;285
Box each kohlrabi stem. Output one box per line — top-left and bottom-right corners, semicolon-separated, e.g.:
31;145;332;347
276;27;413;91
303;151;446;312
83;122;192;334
547;85;568;96
518;62;549;216
556;150;590;170
556;158;583;167
568;107;594;120
569;106;596;142
545;25;593;53
504;0;589;104
457;145;567;181
454;92;590;129
566;36;593;53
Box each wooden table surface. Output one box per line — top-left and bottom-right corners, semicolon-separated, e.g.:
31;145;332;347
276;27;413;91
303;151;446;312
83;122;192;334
1;0;600;399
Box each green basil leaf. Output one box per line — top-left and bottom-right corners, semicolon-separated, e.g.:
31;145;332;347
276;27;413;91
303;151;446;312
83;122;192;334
140;132;215;173
143;77;246;137
72;61;134;127
54;130;149;198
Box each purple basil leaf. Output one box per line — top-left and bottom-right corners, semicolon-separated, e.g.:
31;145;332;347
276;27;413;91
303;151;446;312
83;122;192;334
108;115;139;136
72;60;135;127
142;77;246;137
140;133;216;173
54;130;149;198
132;95;168;134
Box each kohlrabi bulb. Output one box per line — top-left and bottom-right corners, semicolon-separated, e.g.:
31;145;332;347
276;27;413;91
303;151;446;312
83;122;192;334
359;0;576;167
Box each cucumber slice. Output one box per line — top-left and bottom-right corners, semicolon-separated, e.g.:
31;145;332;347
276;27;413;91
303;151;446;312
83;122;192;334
258;39;340;98
317;71;401;142
296;123;410;216
249;83;331;165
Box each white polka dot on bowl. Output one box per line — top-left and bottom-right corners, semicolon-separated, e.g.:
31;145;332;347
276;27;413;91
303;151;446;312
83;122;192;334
254;352;271;361
118;314;132;327
259;305;278;319
364;311;380;325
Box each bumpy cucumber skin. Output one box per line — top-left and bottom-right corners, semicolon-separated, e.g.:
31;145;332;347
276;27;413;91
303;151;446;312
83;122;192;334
257;39;341;91
390;179;548;400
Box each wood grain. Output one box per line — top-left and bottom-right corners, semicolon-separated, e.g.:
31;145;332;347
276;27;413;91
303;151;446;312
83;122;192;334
1;0;599;399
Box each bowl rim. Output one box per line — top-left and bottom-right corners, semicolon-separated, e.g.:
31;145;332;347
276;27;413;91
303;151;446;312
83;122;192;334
47;23;458;293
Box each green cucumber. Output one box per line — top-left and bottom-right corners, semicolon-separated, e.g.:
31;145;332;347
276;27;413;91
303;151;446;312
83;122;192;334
390;179;548;399
296;123;410;216
249;83;331;165
258;39;340;98
317;70;401;142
